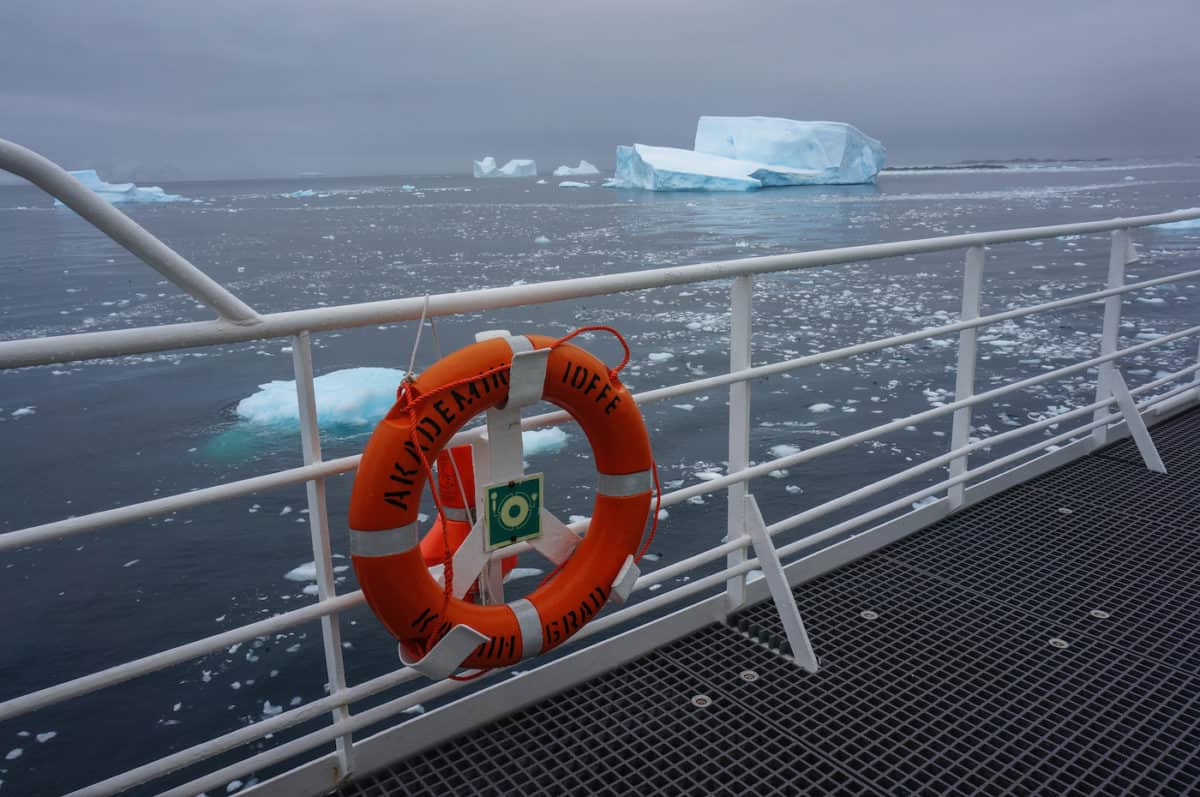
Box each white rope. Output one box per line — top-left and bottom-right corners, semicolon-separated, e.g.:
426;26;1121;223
405;295;431;380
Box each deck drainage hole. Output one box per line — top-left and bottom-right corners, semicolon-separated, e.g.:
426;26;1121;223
1090;609;1111;619
1049;638;1070;649
739;670;759;683
860;610;879;620
691;694;713;708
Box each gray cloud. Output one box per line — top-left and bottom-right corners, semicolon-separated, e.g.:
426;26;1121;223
2;0;1198;179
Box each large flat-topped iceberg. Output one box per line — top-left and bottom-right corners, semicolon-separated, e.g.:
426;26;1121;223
611;144;829;192
694;117;885;185
553;160;600;177
54;169;185;205
473;156;537;178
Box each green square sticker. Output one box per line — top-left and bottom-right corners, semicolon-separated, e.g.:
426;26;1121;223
484;473;543;551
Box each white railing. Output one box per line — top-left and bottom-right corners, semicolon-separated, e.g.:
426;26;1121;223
3;138;1200;796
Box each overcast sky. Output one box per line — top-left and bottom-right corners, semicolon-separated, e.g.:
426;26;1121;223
3;0;1198;180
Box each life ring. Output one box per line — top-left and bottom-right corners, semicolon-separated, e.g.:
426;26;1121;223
348;332;654;671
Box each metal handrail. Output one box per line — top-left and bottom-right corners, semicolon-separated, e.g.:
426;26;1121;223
2;139;1199;796
0;138;260;325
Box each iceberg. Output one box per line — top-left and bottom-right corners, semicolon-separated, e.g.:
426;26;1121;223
553;160;600;177
694;117;885;185
611;144;826;192
610;116;885;191
55;169;185;205
473;157;537;178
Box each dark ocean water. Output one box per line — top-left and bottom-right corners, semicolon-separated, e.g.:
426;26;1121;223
2;161;1200;795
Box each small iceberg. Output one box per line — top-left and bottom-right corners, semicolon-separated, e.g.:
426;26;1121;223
558;181;590;188
473;156;537;178
236;367;405;428
55;169;185;205
281;189;316;199
553;160;600;177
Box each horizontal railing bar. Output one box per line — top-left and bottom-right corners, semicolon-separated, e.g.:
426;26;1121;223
4;209;1198;370
9;266;1197;552
760;361;1200;540
155;556;766;797
66;668;420;797
82;551;764;797
0;455;360;554
0;591;365;723
655;323;1200;506
771;380;1195;558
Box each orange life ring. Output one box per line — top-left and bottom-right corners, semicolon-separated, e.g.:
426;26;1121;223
348;333;654;670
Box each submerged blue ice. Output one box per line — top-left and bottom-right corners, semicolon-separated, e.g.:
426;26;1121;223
610;117;885;192
54;169;186;205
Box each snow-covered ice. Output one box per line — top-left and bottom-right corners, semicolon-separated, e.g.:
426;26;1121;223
611;144;767;192
694;117;885;185
474;157;537;178
236;367;404;428
553;160;600;177
55;169;185;205
558;181;590;188
522;427;569;455
769;444;801;458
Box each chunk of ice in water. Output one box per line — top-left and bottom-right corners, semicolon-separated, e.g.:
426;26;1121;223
769;444;801;458
236;367;406;428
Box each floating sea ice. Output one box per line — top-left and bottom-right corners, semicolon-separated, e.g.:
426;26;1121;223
808;403;834;412
503;567;544;583
236;367;406;428
648;352;674;363
227;781;243;794
558;181;590;188
522;427;569;455
785;485;802;495
694;470;723;481
302;584;319;596
11;406;35;417
554;160;601;176
768;469;789;478
404;704;426;715
123;559;140;568
5;748;22;760
769;444;801;458
673;403;695;411
262;701;282;716
281;189;315;199
35;732;56;743
534;235;551;245
285;562;317;582
912;496;939;510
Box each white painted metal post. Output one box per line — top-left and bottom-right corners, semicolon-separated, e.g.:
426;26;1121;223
744;496;818;672
726;275;753;609
1093;229;1130;447
949;246;985;509
291;332;353;779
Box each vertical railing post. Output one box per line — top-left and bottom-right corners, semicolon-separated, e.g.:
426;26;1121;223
291;331;353;780
726;274;753;609
1093;229;1130;447
948;246;985;509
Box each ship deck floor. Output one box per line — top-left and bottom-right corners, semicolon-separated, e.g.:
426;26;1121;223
336;406;1200;796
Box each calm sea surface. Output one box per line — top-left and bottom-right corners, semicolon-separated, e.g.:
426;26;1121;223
2;161;1199;794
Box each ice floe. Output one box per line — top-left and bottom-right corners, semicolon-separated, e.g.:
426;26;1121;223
236;367;405;428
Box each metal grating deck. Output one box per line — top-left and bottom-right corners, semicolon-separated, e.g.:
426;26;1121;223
334;408;1200;796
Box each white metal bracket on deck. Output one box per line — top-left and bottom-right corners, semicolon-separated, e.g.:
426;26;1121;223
744;495;819;673
1109;370;1166;474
